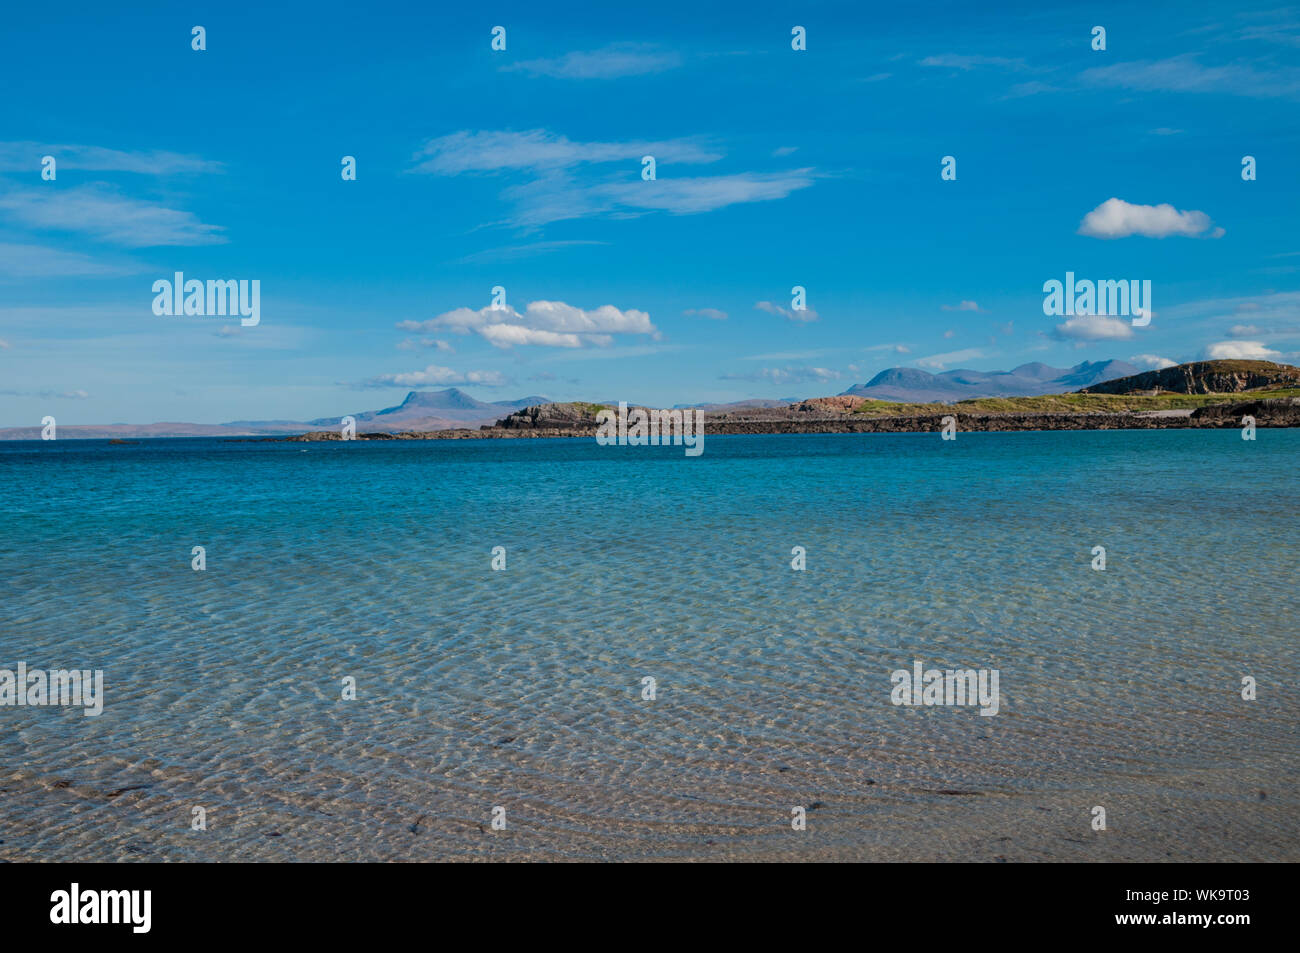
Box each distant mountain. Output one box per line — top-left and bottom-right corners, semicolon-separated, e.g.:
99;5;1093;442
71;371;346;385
841;360;1139;402
1079;360;1300;395
303;389;550;427
675;398;801;411
0;388;552;439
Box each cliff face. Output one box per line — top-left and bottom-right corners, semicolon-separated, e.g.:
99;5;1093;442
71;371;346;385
1080;360;1300;395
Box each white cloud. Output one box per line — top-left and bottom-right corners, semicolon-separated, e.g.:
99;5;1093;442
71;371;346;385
1228;324;1263;337
755;300;819;323
683;308;728;320
941;300;984;312
1078;197;1221;239
0;338;8;348
504;44;682;80
480;325;599;348
1130;353;1177;369
401;300;657;349
1202;340;1282;360
0;185;224;246
1053;314;1135;341
359;366;508;388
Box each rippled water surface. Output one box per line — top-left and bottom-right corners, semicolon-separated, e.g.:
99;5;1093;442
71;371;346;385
1;430;1296;861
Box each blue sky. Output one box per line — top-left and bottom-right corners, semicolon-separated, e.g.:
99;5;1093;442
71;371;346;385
2;0;1298;424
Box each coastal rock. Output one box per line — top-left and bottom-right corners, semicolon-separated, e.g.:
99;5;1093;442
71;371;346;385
497;401;610;430
1191;396;1300;424
1081;360;1300;396
791;395;866;414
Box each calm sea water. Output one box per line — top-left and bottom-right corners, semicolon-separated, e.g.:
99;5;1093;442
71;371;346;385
1;430;1296;861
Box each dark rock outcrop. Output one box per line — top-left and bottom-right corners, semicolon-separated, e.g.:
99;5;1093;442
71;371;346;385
496;402;609;430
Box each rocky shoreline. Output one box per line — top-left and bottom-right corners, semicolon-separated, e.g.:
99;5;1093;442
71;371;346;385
284;396;1300;441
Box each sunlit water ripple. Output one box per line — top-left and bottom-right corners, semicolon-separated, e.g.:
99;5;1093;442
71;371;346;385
1;430;1296;861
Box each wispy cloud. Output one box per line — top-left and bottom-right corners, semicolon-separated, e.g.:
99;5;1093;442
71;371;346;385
0;387;90;399
862;343;910;354
0;142;222;175
941;300;984;312
1078;197;1222;239
495;169;816;228
914;347;987;369
919;54;1027;71
1080;54;1300;100
0;184;224;246
409;130;815;227
503;44;682;79
0;242;141;278
755;300;819;323
720;366;841;384
1000;80;1060;99
409;130;720;175
683;307;728;320
397;337;454;352
453;240;608;264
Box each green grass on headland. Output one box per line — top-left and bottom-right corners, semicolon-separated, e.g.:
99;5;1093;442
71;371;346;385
850;388;1300;417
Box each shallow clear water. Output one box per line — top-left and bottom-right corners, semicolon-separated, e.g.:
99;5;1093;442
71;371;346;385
1;430;1296;861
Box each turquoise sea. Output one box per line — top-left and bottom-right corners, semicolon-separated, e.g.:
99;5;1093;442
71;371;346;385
1;430;1296;861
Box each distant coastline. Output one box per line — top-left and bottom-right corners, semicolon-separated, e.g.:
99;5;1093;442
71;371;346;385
283;393;1300;441
6;359;1299;441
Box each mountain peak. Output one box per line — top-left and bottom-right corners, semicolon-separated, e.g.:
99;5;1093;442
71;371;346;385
842;359;1139;402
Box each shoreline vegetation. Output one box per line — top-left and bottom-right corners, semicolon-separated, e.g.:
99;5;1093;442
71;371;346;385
287;361;1300;441
282;359;1300;441
6;358;1299;442
286;392;1300;441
